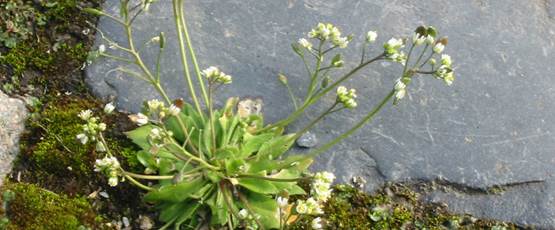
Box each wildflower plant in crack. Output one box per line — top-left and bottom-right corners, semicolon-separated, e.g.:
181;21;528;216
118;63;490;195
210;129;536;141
82;0;456;229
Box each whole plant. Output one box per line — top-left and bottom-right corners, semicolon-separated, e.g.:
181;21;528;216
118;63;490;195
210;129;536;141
82;0;455;229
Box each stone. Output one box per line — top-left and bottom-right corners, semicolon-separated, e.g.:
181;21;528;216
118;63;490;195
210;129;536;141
296;131;318;148
86;0;555;227
0;91;28;187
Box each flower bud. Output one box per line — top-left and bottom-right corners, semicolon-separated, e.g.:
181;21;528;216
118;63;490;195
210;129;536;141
433;43;445;53
278;73;288;85
366;31;378;43
104;102;115;114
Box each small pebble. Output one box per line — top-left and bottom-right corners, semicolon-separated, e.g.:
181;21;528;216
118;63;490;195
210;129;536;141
296;131;318;148
99;191;109;198
138;215;154;230
122;216;130;227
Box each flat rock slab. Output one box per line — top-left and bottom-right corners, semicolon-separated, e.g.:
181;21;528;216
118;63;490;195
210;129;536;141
0;91;28;187
86;0;555;227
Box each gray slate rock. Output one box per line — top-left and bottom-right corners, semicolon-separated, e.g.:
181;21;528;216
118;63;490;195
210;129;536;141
296;131;318;148
86;0;555;227
0;91;28;187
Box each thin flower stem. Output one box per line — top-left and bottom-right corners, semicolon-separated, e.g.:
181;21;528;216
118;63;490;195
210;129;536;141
259;53;385;132
170;142;220;171
306;89;395;158
172;0;205;120
208;84;217;150
413;44;429;67
284;81;299;110
291;102;337;140
122;171;174;180
99;53;134;63
124;174;154;191
178;0;211;108
235;174;310;182
403;43;415;74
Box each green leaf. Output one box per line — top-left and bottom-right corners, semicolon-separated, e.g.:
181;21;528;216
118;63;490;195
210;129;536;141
136;150;156;168
214;146;240;160
207;191;228;225
175;201;201;227
238;178;279;194
159;201;189;223
144;178;206;203
257;134;295;160
83;8;105;16
240;133;275;158
245;192;280;229
125;125;155;150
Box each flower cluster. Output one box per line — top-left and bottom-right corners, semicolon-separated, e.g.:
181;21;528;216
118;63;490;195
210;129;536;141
94;156;121;187
308;23;350;48
76;108;108;152
311;172;335;202
366;31;378;43
295;171;335;216
393;78;408;103
129;99;181;126
202;66;232;84
412;32;434;46
336;86;357;109
435;54;455;85
384;38;406;65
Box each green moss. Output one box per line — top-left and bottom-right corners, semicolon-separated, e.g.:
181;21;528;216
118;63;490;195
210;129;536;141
289;184;520;230
27;97;99;180
1;182;99;230
19;96;141;192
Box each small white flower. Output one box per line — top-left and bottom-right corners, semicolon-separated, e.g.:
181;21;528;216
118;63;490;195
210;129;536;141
76;133;88;145
412;33;425;46
332;36;349;48
238;209;249;219
168;104;181;116
298;38;313;49
78;110;93;121
366;31;378;43
296;200;308;214
98;44;106;53
147;99;164;111
433;43;445;53
104;102;115;114
277;197;289;209
132;113;148;126
384;38;404;55
336;86;357;109
425;35;435;45
315;172;335;184
394;79;406;91
443;71;455;86
305;198;323;214
98;123;107;131
311;217;324;230
108;177;119;187
394;88;406;101
96;141;107;152
149;128;162;140
440;54;452;67
202;66;233;84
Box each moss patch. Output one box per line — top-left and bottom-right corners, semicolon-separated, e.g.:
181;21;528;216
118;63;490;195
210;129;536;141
290;184;522;230
0;182;99;230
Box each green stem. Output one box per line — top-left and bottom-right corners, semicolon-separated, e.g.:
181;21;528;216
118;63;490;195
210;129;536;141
172;0;205;120
291;102;337;140
170;142;220;171
178;0;211;108
305;89;394;158
259;53;385;132
124;174;154;191
123;171;174;180
235;174;309;182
